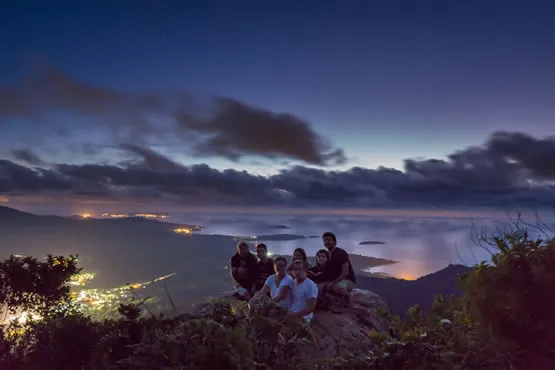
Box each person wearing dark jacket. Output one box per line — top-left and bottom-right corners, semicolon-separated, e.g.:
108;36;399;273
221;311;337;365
254;243;274;292
308;249;333;296
322;232;356;306
230;241;258;299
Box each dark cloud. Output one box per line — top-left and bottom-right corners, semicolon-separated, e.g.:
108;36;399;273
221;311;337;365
10;149;46;166
0;66;346;166
0;160;71;192
1;131;555;208
486;131;555;179
178;98;347;166
119;144;185;171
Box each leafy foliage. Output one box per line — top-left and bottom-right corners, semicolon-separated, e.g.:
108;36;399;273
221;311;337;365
0;254;81;322
365;229;555;370
1;226;555;369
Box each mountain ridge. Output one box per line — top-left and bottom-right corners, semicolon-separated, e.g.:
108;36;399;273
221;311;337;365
0;205;471;315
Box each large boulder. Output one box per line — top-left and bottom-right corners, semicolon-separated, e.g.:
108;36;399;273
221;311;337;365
193;288;391;366
310;289;390;361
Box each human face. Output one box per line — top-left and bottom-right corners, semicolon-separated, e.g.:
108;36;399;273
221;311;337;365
238;243;250;257
274;260;286;275
293;250;304;261
323;236;336;250
292;264;306;280
316;252;328;266
256;247;267;259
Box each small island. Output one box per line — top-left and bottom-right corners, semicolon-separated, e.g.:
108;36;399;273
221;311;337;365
359;240;386;245
268;224;291;229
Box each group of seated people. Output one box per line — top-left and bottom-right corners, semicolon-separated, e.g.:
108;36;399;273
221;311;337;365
230;232;356;323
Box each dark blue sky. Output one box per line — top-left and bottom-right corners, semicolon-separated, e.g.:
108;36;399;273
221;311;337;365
1;0;555;213
2;0;554;172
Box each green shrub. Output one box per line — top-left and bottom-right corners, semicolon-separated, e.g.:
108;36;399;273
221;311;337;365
1;227;555;369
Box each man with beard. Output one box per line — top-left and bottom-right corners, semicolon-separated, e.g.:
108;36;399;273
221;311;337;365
322;232;356;306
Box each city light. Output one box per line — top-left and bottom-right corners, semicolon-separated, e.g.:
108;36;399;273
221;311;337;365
135;213;169;219
71;272;176;316
3;272;178;325
68;272;95;286
97;212;171;220
101;213;129;218
174;227;192;235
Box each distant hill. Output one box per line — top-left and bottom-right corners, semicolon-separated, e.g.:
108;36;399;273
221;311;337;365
0;206;194;229
0;205;51;219
0;206;472;315
359;241;386;245
356;264;471;316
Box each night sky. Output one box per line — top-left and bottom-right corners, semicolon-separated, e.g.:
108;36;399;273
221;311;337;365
1;0;555;213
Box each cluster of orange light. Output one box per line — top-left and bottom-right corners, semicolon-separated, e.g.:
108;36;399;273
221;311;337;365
94;212;169;219
71;273;176;311
80;213;92;219
129;273;176;289
173;227;192;235
101;213;129;218
135;213;169;219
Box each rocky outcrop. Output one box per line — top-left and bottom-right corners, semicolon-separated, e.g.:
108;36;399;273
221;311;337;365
197;288;391;365
310;289;390;361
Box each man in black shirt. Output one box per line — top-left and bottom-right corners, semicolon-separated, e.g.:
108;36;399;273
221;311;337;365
254;243;275;292
230;241;258;299
322;232;356;306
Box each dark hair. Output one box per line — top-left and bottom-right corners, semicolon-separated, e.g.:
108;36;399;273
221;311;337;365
274;256;287;265
292;259;307;271
236;241;249;253
322;232;337;242
293;248;307;261
256;243;267;252
316;249;331;264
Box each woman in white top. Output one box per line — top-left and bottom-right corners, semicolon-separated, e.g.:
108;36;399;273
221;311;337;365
252;256;294;309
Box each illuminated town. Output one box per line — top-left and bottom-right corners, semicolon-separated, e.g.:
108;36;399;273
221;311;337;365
71;272;176;319
173;225;203;234
79;212;170;220
135;213;169;219
4;271;177;324
101;212;129;218
173;227;192;235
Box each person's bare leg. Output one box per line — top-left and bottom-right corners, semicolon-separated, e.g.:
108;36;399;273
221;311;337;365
333;282;353;307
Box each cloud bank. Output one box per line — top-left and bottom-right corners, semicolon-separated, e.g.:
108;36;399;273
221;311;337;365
1;65;554;209
2;131;555;208
0;66;345;166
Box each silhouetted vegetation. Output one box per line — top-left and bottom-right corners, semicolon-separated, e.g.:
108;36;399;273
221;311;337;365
0;225;554;369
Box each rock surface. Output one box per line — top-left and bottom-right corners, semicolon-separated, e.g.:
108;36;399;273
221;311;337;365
310;289;390;360
199;288;391;364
